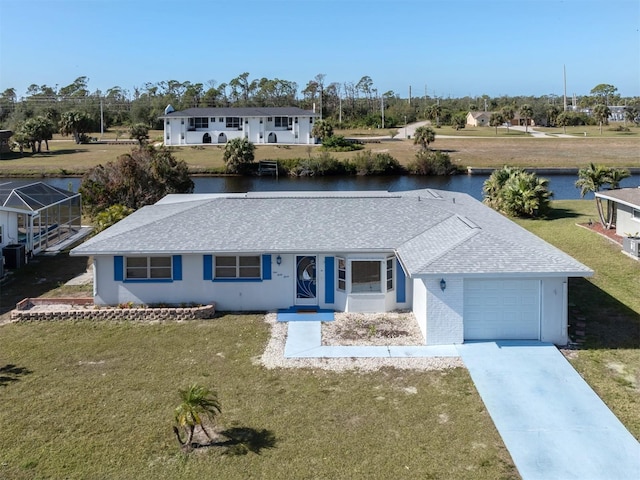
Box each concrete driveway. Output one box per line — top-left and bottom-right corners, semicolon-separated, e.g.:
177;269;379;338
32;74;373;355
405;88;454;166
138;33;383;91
456;341;640;480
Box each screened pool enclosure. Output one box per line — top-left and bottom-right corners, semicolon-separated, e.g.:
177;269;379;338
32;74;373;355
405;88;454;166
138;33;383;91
0;181;82;255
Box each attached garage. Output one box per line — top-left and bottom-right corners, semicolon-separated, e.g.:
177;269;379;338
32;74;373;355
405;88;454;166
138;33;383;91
464;279;540;340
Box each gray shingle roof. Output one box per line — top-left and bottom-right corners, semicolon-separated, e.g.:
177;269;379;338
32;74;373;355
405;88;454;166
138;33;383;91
71;189;592;277
595;188;640;209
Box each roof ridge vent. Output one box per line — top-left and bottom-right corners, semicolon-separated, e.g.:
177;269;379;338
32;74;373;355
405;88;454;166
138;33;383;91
424;189;443;199
456;215;481;229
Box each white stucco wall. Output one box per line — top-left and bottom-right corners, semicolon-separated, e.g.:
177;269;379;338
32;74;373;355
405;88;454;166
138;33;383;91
616;204;640;237
412;278;427;342
540;277;568;345
92;252;407;312
164;115;316;146
425;276;464;345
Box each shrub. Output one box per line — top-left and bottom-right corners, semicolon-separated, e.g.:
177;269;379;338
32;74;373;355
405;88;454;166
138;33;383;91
223;137;255;174
288;152;354;176
352;151;404;175
482;166;553;218
320;135;364;152
407;151;458;175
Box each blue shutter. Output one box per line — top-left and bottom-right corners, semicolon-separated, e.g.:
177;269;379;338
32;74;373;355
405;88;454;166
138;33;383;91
114;256;124;281
172;255;182;281
325;256;335;304
262;254;272;280
396;259;406;303
203;255;213;281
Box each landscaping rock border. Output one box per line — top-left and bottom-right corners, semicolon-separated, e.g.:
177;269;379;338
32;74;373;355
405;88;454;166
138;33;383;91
10;298;215;322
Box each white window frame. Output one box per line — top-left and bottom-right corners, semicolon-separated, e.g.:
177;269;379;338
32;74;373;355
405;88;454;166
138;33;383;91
386;257;394;291
125;256;172;280
337;257;346;291
214;255;261;279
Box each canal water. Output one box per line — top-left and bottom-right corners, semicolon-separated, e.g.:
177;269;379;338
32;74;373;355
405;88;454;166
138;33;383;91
6;173;640;201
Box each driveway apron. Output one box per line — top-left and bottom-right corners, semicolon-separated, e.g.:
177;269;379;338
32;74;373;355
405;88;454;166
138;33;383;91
456;341;640;480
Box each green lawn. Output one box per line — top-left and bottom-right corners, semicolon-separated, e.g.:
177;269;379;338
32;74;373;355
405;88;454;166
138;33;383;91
0;318;517;479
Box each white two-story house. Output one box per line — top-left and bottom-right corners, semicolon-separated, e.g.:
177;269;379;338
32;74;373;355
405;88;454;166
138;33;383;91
161;106;319;146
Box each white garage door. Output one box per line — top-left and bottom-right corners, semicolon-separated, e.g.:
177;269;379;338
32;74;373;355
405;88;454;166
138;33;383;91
464;279;540;340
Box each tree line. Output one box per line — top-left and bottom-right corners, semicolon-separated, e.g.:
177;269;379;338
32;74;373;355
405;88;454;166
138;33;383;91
1;75;638;136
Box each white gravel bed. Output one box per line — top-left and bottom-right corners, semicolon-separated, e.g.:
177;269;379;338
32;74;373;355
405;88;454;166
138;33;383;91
323;311;424;346
256;313;463;372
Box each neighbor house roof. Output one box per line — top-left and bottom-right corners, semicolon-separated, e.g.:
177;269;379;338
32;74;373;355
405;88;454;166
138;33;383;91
468;111;491;118
161;107;318;119
595;188;640;209
71;189;592;277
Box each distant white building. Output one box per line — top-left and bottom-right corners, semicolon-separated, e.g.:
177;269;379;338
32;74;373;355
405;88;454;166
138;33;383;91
160;106;319;146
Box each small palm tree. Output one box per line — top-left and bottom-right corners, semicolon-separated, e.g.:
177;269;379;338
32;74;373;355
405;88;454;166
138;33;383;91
519;104;534;133
483;166;552;217
311;120;333;142
223;137;255;173
489;112;505;135
592;104;611;135
576;163;611;226
413;126;436;150
173;384;221;448
603;168;631;228
501;106;515;133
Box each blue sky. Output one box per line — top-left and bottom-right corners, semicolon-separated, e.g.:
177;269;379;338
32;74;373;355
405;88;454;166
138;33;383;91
1;0;639;99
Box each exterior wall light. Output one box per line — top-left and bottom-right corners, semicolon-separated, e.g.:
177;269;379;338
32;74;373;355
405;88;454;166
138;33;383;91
276;255;282;265
440;278;446;291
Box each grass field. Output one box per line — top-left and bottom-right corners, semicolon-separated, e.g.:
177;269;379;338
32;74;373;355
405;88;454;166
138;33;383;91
515;200;640;439
0;318;517;479
0;126;637;177
0;199;638;478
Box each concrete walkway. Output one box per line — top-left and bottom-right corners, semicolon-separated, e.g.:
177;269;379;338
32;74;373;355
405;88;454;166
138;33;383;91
456;341;640;480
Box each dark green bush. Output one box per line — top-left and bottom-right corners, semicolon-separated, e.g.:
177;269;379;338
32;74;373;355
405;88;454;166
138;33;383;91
320;135;364;152
352;151;404;175
407;151;459;176
287;152;355;176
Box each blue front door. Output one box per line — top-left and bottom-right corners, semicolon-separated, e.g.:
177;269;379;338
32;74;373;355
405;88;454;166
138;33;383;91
295;255;317;305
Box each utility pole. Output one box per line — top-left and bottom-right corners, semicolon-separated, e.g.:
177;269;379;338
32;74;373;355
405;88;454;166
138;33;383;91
381;95;385;129
100;97;104;139
563;65;568;112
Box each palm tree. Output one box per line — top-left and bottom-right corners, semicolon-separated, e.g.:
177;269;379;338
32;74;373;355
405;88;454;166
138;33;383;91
603;168;631;228
483;166;551;217
173;384;221;448
592;104;611;135
223;137;255;173
489;112;505;135
519;104;534;133
501;172;552;217
427;103;442;127
413;126;436;150
556;112;571;134
483;166;516;209
311;119;333;142
59;110;92;144
501;106;515;133
575;163;611;226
